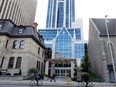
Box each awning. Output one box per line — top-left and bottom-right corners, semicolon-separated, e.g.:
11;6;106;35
45;59;75;64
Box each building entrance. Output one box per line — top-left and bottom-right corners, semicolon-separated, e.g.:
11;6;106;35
45;59;75;78
55;69;71;77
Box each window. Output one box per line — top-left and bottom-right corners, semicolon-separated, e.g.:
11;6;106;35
18;29;23;33
0;57;4;68
42;51;45;57
36;61;40;71
15;57;22;68
38;47;40;54
0;24;2;30
12;40;18;49
8;57;15;68
5;40;8;48
57;2;64;27
19;40;24;48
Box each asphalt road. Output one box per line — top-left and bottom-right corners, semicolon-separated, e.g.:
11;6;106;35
0;85;76;87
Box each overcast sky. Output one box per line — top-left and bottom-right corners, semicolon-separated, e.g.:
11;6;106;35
35;0;116;40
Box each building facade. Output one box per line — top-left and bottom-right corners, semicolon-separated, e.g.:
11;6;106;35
0;19;46;77
38;0;87;78
88;18;116;83
0;0;37;25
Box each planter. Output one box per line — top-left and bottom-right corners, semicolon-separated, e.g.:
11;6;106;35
44;77;48;80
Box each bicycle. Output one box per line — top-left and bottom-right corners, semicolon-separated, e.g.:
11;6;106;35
86;81;93;87
30;77;43;87
77;80;84;87
77;80;93;87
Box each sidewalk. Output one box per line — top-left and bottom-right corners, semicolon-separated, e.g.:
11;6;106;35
0;79;116;87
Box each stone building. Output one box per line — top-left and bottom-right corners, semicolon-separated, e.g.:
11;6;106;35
88;18;116;83
0;19;46;77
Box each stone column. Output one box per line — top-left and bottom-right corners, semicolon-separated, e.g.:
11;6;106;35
52;39;56;59
71;61;74;78
51;64;55;76
45;61;49;75
13;57;17;68
72;39;75;59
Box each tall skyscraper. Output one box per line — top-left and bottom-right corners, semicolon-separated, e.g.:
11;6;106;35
38;0;87;78
0;0;37;25
46;0;75;28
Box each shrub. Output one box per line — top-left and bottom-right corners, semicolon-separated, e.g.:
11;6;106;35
89;72;104;82
6;73;11;75
71;78;77;81
14;73;20;75
44;74;48;77
28;68;37;74
40;74;44;79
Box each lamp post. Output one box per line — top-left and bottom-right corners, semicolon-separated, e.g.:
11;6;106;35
105;15;116;82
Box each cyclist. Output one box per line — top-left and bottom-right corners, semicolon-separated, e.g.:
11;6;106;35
34;71;40;85
83;73;89;87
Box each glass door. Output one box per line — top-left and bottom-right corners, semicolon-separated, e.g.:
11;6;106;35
55;69;70;77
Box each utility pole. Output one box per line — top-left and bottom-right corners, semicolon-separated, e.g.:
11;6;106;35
105;15;116;82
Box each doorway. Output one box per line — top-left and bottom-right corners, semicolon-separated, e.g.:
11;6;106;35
109;70;115;83
55;69;70;77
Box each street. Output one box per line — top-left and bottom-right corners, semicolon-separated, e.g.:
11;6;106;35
0;84;116;87
0;85;75;87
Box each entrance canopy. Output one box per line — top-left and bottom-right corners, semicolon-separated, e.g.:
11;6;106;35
45;59;75;64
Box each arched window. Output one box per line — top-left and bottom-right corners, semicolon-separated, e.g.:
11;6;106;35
15;57;22;68
8;57;15;68
19;40;24;48
36;61;40;71
12;40;18;49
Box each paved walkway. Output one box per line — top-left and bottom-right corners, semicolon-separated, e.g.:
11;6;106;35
0;78;115;87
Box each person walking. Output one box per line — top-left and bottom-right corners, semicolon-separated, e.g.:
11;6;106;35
50;74;56;82
34;71;40;85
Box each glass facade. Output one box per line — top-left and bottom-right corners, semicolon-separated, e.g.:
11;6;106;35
75;28;81;40
38;27;85;59
66;0;70;27
75;44;85;59
55;28;72;59
46;0;75;28
57;2;64;27
52;0;57;27
39;30;57;40
71;0;75;22
46;0;53;28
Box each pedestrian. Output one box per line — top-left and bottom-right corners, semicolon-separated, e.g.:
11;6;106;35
50;74;56;82
34;71;40;85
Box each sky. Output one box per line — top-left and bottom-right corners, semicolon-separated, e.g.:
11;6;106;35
35;0;116;40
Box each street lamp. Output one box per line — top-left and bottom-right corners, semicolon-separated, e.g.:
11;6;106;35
105;15;116;82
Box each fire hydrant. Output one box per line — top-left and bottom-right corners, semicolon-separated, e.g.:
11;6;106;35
66;79;71;85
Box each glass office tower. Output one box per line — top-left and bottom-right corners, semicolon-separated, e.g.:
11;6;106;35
38;0;87;77
46;0;75;28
